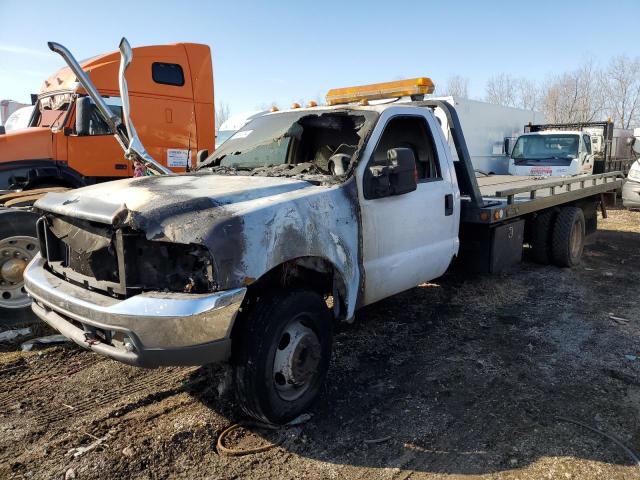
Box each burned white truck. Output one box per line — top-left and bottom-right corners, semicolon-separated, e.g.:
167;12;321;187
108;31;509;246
23;44;624;423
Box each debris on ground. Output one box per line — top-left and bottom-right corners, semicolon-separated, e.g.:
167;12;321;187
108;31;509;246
21;334;70;351
0;327;31;342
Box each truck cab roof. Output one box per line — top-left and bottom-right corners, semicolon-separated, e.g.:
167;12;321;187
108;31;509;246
39;42;213;103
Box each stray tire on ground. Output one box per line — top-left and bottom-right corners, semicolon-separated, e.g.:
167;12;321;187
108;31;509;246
531;209;556;264
233;289;333;424
552;206;585;267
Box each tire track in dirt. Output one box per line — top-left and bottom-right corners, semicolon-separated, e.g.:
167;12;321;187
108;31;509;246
31;366;199;426
0;352;107;410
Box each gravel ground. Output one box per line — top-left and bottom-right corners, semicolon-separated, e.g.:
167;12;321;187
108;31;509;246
0;208;639;480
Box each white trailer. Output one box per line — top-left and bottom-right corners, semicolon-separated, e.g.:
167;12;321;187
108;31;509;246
0;100;29;126
431;96;545;174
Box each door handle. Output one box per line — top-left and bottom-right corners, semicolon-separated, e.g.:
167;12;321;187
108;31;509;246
445;193;454;216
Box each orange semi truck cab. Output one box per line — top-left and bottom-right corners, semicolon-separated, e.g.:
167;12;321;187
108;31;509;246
0;42;214;191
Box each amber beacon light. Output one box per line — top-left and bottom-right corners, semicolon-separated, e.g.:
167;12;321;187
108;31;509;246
325;77;435;106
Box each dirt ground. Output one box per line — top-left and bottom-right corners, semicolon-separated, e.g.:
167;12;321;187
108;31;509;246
1;208;639;480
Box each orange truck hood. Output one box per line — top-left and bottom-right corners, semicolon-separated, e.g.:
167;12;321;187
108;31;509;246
0;128;53;163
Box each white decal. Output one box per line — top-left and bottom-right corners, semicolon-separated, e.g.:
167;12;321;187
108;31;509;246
167;149;190;168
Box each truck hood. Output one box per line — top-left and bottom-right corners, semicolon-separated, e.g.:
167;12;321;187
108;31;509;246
0;128;53;163
35;173;316;239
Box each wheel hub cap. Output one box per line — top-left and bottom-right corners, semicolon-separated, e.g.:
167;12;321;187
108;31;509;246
0;236;38;309
273;318;321;401
1;258;27;283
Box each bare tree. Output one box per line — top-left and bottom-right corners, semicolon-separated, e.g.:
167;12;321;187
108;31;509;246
517;78;540;111
603;55;640;128
485;73;519;107
215;101;231;131
441;75;469;98
540;61;606;123
485;74;541;111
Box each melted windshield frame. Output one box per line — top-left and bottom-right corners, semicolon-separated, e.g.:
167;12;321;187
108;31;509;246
198;109;378;179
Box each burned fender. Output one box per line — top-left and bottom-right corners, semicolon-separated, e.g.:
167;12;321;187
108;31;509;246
34;173;362;318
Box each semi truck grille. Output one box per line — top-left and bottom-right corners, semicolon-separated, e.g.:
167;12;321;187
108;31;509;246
36;215;214;298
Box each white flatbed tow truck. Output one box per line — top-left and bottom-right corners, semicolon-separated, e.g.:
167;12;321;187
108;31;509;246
21;52;624;424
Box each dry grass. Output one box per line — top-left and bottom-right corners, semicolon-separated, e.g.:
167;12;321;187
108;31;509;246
599;207;640;233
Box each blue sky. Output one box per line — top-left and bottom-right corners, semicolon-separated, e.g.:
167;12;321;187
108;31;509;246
1;0;639;115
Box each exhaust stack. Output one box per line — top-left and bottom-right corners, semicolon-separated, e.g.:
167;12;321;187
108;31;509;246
47;39;172;175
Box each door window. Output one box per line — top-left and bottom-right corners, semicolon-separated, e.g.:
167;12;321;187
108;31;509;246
370;115;442;182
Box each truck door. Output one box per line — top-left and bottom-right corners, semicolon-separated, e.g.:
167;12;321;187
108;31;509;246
67;98;131;179
358;110;459;306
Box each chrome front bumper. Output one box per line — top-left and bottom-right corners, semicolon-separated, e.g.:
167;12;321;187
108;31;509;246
24;254;246;367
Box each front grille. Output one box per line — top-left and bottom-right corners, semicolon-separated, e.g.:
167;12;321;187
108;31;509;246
37;215;214;298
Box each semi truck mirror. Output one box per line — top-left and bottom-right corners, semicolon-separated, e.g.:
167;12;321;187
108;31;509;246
0;126;5;135
75;97;93;136
503;137;510;156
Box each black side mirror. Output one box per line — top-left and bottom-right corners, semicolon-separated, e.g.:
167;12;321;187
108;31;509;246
503;137;511;156
0;126;5;135
75;96;94;136
196;149;209;165
367;148;417;199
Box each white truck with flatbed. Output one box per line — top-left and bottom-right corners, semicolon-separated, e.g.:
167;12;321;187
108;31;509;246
508;121;636;177
23;72;624;424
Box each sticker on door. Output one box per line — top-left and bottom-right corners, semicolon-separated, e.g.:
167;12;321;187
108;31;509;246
167;149;190;168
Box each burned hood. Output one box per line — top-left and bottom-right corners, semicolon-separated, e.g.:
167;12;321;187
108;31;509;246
34;173;315;239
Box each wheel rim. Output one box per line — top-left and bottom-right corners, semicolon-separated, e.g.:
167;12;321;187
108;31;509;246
0;235;38;309
272;315;322;402
569;219;583;259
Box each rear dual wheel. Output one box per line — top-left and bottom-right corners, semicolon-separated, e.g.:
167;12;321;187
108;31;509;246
530;206;585;267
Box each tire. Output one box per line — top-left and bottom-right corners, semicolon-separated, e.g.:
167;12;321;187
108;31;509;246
530;209;555;264
551;207;585;268
233;289;333;424
0;209;40;325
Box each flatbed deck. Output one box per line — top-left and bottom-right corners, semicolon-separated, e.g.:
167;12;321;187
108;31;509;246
462;172;624;224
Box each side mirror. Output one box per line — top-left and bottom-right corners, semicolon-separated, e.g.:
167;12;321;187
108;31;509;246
367;148;417;199
75;97;94;135
0;126;5;135
503;137;511;157
196;149;209;165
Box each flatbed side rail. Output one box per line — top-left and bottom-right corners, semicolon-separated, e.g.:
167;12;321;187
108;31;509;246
496;172;623;205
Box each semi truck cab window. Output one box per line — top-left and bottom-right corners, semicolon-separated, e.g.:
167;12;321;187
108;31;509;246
152;62;185;86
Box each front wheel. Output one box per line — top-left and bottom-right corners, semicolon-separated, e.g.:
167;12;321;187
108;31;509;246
233;289;333;424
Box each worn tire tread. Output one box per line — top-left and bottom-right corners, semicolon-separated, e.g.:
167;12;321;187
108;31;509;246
531;209;555;264
233;289;332;424
551;207;585;268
